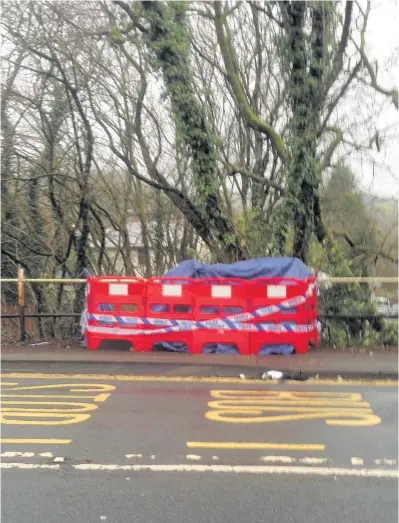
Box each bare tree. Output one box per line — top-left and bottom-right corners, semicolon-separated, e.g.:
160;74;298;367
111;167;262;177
1;1;397;342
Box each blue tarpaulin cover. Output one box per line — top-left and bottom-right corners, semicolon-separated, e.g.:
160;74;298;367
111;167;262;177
163;257;312;280
159;257;312;355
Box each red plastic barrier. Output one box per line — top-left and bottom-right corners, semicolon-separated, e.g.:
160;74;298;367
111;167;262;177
248;277;317;354
193;278;249;354
83;275;317;354
140;277;195;352
85;276;146;350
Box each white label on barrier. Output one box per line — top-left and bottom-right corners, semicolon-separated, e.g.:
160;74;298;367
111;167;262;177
267;285;286;298
162;284;182;297
211;286;231;298
109;283;128;296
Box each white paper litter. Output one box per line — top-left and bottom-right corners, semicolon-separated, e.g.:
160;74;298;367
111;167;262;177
266;370;284;380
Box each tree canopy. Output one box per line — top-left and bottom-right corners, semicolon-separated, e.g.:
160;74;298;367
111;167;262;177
1;1;397;342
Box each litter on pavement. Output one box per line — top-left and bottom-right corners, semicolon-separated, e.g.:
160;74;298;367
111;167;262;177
265;370;284;379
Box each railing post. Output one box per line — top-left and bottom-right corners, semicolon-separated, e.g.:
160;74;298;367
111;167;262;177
18;266;26;342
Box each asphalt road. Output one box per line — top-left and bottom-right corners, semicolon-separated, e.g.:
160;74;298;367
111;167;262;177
2;470;397;523
1;364;398;523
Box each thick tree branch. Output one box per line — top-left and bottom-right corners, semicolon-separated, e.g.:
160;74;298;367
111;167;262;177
113;1;148;34
318;126;344;173
360;50;398;109
318;61;361;137
249;1;284;28
323;1;353;96
213;2;286;161
335;232;399;265
132;76;220;255
354;1;398;108
224;162;284;193
337;2;353;65
4;229;64;264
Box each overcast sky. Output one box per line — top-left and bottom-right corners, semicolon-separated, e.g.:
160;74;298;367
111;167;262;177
354;0;399;198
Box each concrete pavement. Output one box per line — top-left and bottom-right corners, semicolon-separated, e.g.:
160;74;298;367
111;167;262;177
1;345;398;378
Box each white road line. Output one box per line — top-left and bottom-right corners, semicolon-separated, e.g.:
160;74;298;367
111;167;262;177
53;457;65;463
261;456;294;464
298;457;328;465
0;462;398;478
0;463;60;470
374;459;397;466
9;462;399;478
1;452;397;468
63;464;399;478
0;452;35;458
262;456;328;465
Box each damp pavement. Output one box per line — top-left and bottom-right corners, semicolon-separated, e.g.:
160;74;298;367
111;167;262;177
1;345;398;379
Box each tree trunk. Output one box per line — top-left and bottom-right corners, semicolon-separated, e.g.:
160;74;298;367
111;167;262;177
141;1;247;262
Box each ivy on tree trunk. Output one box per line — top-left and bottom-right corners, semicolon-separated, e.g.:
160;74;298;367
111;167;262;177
141;1;247;262
274;2;331;262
